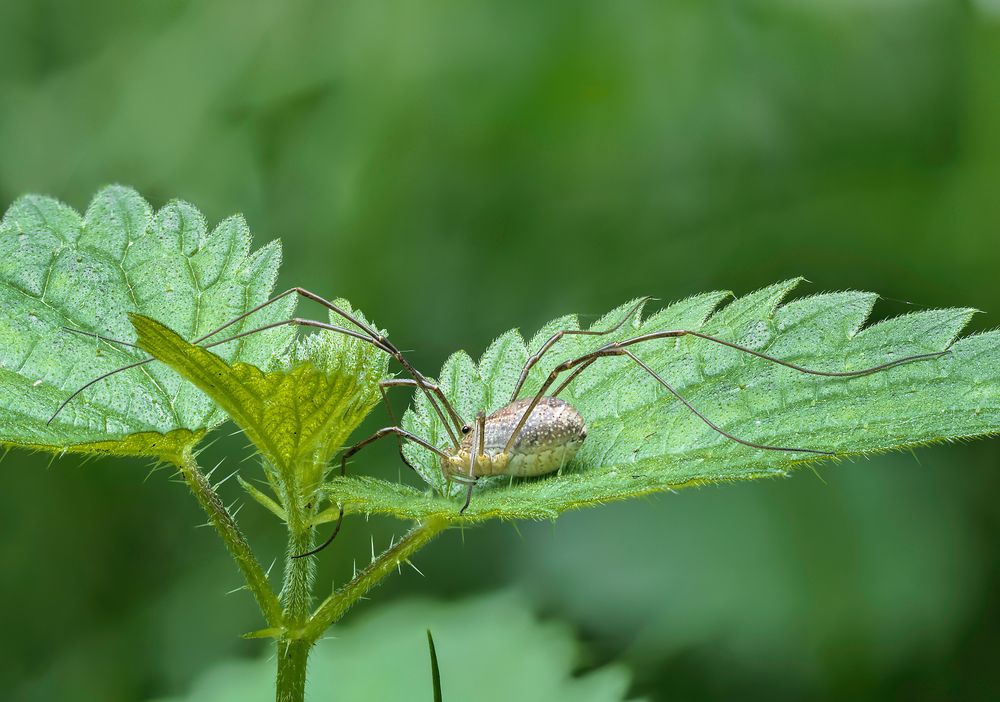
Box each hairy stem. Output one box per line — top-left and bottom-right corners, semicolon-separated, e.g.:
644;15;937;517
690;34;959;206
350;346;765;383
275;462;317;702
276;639;310;702
174;448;282;626
280;489;316;625
302;517;448;641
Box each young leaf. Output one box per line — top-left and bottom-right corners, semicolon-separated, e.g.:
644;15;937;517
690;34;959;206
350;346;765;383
323;279;1000;522
131;310;388;497
0;187;294;458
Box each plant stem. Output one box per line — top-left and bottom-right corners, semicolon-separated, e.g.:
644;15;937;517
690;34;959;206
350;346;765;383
275;461;318;702
281;507;316;625
276;639;310;702
275;539;312;702
175;448;446;701
302;517;447;641
174;448;282;626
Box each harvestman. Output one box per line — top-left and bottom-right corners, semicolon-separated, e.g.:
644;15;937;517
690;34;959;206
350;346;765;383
51;288;947;557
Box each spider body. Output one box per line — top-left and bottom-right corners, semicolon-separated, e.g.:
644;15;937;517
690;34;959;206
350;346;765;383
443;396;587;479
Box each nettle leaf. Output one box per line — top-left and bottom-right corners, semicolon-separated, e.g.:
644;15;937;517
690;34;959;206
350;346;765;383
0;186;294;458
324;279;1000;522
132;309;388;497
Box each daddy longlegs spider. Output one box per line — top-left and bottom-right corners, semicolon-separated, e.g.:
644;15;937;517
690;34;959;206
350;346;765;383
50;287;948;558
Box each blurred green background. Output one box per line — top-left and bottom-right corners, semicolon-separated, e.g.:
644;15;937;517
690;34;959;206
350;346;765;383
2;1;999;700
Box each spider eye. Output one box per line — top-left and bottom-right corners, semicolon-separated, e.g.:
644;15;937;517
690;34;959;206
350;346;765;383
461;425;471;434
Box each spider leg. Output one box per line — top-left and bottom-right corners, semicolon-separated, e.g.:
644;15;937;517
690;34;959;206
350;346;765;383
460;411;486;515
234;289;464;446
507;322;948;456
503;344;835;456
551;326;950;402
551;357;597;397
49;318;388;424
613;328;949;378
292;508;345;559
337;426;450;480
294;425;450;558
379;382;417;476
53;288;466;446
60;327;142;349
616;348;833;454
550;351;830;452
510;297;649;402
380;378;464;436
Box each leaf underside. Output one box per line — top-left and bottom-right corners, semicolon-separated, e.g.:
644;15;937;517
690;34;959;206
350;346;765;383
0;186;294;458
324;278;1000;522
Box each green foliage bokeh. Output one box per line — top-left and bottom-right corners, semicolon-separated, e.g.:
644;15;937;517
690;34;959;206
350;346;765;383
2;2;999;701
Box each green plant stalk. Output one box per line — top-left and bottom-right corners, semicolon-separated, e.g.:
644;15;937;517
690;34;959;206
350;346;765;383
272;504;447;701
175;448;282;627
276;639;310;702
276;463;317;702
276;540;312;702
273;515;448;701
170;431;447;702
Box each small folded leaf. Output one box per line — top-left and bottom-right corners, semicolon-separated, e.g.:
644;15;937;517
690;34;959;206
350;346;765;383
237;476;287;521
0;187;294;458
131;311;388;493
241;627;283;641
323;280;1000;522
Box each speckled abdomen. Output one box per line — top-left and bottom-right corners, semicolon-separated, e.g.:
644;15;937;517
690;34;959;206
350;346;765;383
442;396;588;478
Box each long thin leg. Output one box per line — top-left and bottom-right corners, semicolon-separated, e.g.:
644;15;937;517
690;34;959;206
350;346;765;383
614;329;949;378
378;381;419;474
380;378;464;435
379;377;469;482
293;426;451;558
215;288;464;447
53;286;466;447
460;411;486;514
553;328;950;400
551;357;596;397
510;297;649;401
181;286;380;349
53;313;465;448
59;328;142;349
337;427;451;479
291;508;346;559
505;327;949;455
505;345;833;457
49;318;388;424
618;349;834;454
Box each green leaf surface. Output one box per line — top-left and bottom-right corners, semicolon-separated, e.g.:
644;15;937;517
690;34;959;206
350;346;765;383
0;186;294;458
324;279;999;522
131;311;387;495
148;592;640;702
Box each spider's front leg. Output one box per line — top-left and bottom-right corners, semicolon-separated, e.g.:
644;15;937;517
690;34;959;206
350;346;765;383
510;297;649;402
504;343;835;460
457;411;488;515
